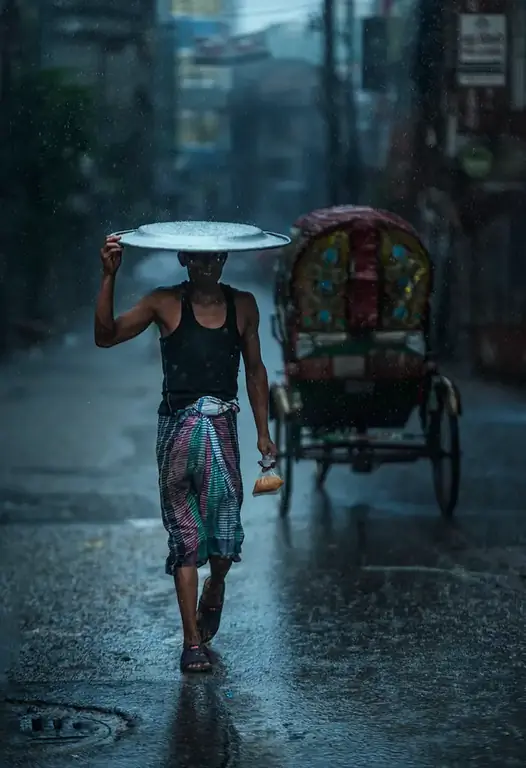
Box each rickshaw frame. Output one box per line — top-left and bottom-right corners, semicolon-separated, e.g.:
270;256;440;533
268;206;462;518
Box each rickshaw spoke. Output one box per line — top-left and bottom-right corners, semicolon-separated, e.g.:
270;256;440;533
278;420;295;517
428;399;461;519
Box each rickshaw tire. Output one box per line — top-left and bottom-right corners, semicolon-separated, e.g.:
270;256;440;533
269;385;278;422
279;462;293;517
279;423;294;517
275;417;294;517
273;412;282;455
429;407;461;520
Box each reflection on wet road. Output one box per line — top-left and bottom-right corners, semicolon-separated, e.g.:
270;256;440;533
1;268;526;767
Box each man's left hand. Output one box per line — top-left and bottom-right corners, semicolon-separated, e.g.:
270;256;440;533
257;434;277;458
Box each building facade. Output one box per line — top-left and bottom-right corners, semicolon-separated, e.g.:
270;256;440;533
0;0;179;350
29;0;178;228
378;0;526;375
231;52;324;230
171;0;237;218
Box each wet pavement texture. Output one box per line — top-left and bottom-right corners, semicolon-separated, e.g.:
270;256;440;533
2;266;526;767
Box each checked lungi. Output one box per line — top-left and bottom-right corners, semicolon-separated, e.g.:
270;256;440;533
156;396;244;573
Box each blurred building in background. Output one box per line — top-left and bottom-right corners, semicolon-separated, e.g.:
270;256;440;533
171;5;366;227
171;0;235;219
231;52;324;230
374;0;526;380
4;0;526;386
1;0;178;219
154;1;179;220
0;0;178;351
37;0;177;224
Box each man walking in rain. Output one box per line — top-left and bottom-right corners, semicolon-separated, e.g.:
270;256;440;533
94;227;281;673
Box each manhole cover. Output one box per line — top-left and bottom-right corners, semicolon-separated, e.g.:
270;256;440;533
2;699;136;751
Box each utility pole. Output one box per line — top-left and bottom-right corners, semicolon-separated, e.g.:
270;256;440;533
342;0;363;202
322;0;340;205
345;0;353;89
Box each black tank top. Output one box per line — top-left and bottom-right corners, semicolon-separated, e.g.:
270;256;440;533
158;282;241;414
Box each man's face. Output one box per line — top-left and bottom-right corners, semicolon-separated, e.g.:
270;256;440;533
178;251;227;287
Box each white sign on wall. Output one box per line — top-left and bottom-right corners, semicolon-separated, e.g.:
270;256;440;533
457;13;507;87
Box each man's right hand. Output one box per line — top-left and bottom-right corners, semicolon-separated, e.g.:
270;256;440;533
100;235;123;276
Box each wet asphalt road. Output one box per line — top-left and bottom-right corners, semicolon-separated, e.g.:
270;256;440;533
2;261;526;767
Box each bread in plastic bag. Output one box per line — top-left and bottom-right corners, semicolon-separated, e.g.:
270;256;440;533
252;455;284;496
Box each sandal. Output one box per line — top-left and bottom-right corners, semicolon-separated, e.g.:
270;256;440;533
180;644;212;673
197;577;225;644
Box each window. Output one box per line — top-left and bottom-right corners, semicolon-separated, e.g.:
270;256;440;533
179;110;198;145
199;65;227;88
179;57;202;86
172;0;193;14
172;0;221;16
193;0;222;16
179;58;223;89
179;110;220;146
197;111;220;143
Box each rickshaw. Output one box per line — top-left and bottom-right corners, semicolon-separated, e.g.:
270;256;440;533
269;205;462;518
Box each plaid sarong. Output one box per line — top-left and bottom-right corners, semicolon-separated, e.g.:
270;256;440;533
156;396;244;573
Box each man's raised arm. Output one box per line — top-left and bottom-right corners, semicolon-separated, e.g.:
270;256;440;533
94;235;156;348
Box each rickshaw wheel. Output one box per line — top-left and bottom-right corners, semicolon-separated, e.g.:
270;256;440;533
274;416;294;517
428;402;461;519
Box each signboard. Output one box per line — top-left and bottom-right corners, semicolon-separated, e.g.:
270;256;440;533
457;13;507;87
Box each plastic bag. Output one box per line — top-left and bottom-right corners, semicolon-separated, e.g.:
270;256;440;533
252;455;284;497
